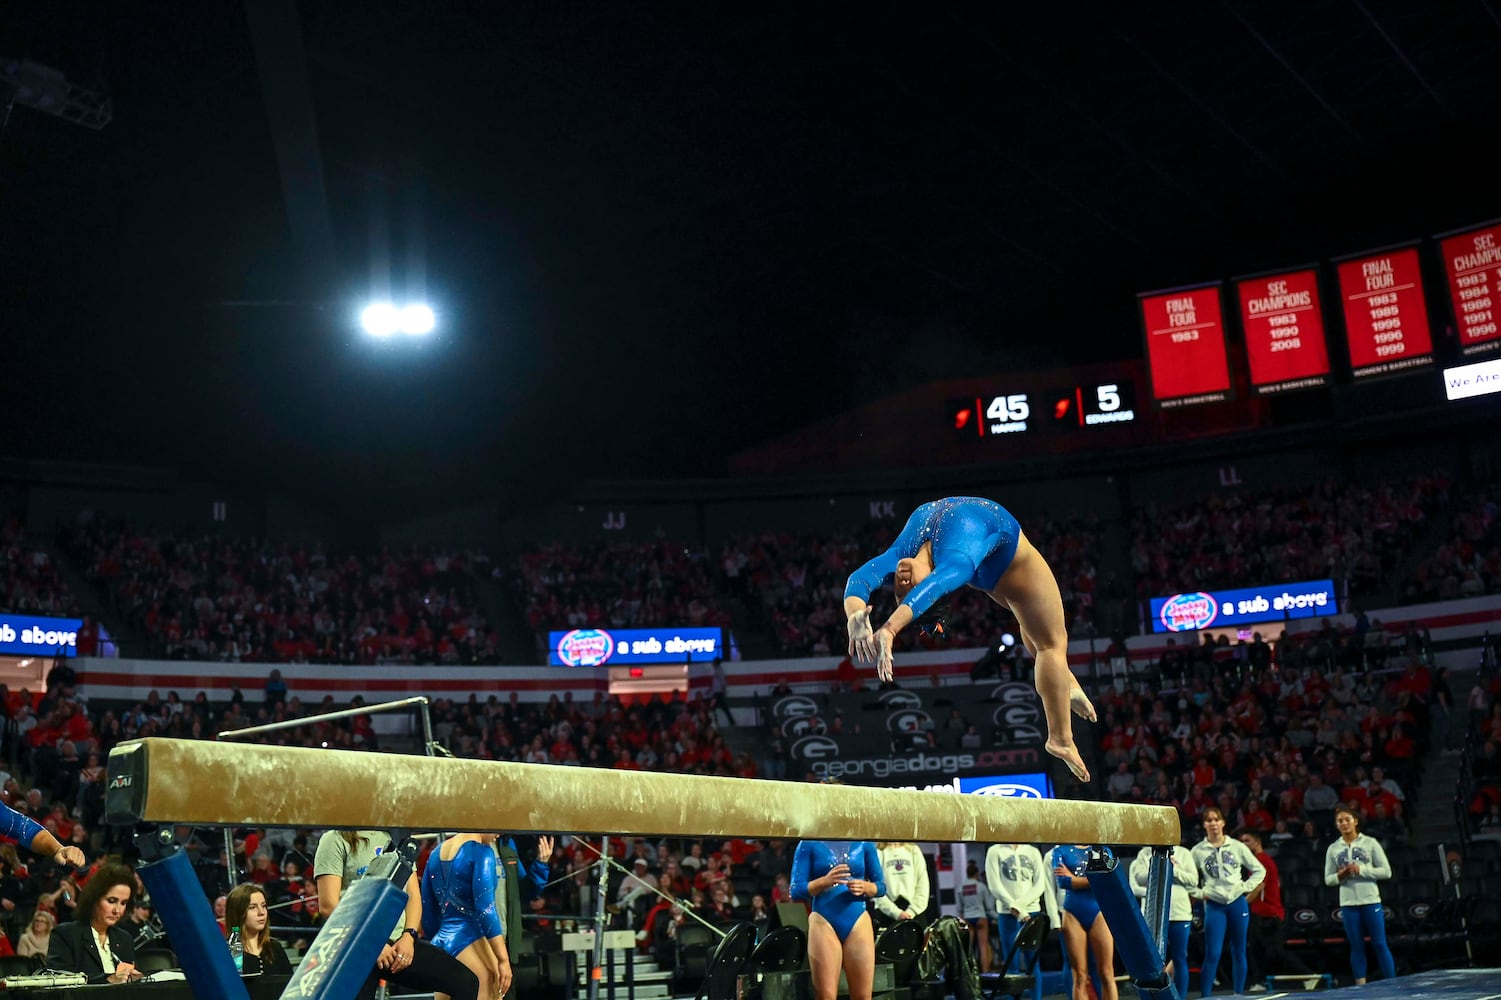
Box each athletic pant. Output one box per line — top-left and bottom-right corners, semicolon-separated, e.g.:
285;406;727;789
1340;902;1396;981
1201;896;1250;997
1166;920;1190;1000
995;910;1039;973
357;939;480;1000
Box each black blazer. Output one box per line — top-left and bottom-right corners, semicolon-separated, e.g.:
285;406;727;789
45;921;137;983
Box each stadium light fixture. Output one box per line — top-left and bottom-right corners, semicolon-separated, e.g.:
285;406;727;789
361;301;436;337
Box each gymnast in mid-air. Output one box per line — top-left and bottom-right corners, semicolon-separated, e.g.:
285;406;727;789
843;496;1097;781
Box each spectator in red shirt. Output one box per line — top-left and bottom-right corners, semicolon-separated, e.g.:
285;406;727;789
1384;725;1416;761
1239;830;1315;986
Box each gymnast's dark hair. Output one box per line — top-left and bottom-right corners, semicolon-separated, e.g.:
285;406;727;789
916;596;951;639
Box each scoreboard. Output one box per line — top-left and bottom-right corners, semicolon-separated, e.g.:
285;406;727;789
950;380;1137;439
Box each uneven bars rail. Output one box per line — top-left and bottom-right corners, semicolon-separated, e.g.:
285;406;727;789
216;696;430;741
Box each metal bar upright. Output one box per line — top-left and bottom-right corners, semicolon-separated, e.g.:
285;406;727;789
1085;849;1179;1000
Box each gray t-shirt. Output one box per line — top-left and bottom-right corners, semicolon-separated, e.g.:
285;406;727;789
314;829;406;941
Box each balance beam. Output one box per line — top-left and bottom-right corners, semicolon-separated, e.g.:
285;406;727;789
105;738;1180;845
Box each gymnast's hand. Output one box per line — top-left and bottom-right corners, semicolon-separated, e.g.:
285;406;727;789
847;608;876;662
53;845;85;868
391;931;415;972
874;627;895;682
815;864;851;893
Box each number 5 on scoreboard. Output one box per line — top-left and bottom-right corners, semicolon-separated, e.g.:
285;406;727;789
1097;384;1120;412
986;394;1030;422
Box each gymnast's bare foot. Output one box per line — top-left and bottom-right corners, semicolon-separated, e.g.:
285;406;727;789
1046;737;1090;783
1070;687;1097;723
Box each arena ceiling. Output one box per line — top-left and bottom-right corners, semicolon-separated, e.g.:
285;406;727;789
2;2;1499;518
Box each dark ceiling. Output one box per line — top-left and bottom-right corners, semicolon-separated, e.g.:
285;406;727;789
2;2;1499;521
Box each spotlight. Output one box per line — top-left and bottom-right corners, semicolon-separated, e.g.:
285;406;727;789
400;304;435;335
361;301;436;337
999;632;1016;651
361;302;400;337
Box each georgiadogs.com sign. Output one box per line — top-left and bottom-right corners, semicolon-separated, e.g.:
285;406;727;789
549;627;723;666
778;681;1048;782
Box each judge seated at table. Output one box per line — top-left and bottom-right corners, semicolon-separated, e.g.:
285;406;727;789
46;862;142;983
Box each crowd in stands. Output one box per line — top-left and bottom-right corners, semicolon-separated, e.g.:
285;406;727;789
511;472;1472;662
516;539;733;651
65;518;501;665
1402;479;1501;604
1132;474;1452;602
0;628;1476;964
0;658;759;953
514;512;1108;660
1085;649;1443;850
1;517;79;620
716;513;1109;658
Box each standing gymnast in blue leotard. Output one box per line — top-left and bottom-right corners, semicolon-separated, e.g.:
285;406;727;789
844;497;1097;781
422;833;512;1000
790;840;886;1000
1050;844;1118;1000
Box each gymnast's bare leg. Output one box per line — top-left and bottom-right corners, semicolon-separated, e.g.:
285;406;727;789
856;536;1094;782
988;532;1095;783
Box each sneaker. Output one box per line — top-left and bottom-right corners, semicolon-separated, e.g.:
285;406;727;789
1250;985;1268;994
1303;977;1321;991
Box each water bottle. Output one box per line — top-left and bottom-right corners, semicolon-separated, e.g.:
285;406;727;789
228;926;243;972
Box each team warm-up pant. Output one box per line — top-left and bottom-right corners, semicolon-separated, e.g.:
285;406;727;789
1201;896;1250;997
1340;903;1396;981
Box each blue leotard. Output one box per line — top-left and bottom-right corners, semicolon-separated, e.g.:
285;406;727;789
1053;845;1110;930
844;498;1022;617
421;839;505;956
790;841;885;943
0;803;44;852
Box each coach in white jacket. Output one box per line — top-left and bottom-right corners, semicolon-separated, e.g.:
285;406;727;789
986;843;1050;973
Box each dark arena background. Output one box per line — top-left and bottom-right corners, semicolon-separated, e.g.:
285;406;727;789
2;3;1501;999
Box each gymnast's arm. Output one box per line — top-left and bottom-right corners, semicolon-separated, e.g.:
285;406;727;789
392;872;422;966
879;556;975;639
473;849;511;989
863;842;886;898
790;842;842;899
0;802;84;867
843;551;898;614
420;866;440;940
524;836;553;895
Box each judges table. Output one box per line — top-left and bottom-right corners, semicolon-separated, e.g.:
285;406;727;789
0;974;290;998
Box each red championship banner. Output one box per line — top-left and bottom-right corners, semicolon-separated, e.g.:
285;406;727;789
1335;246;1434;379
1438;221;1501;357
1139;285;1232;408
1235;268;1331;395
